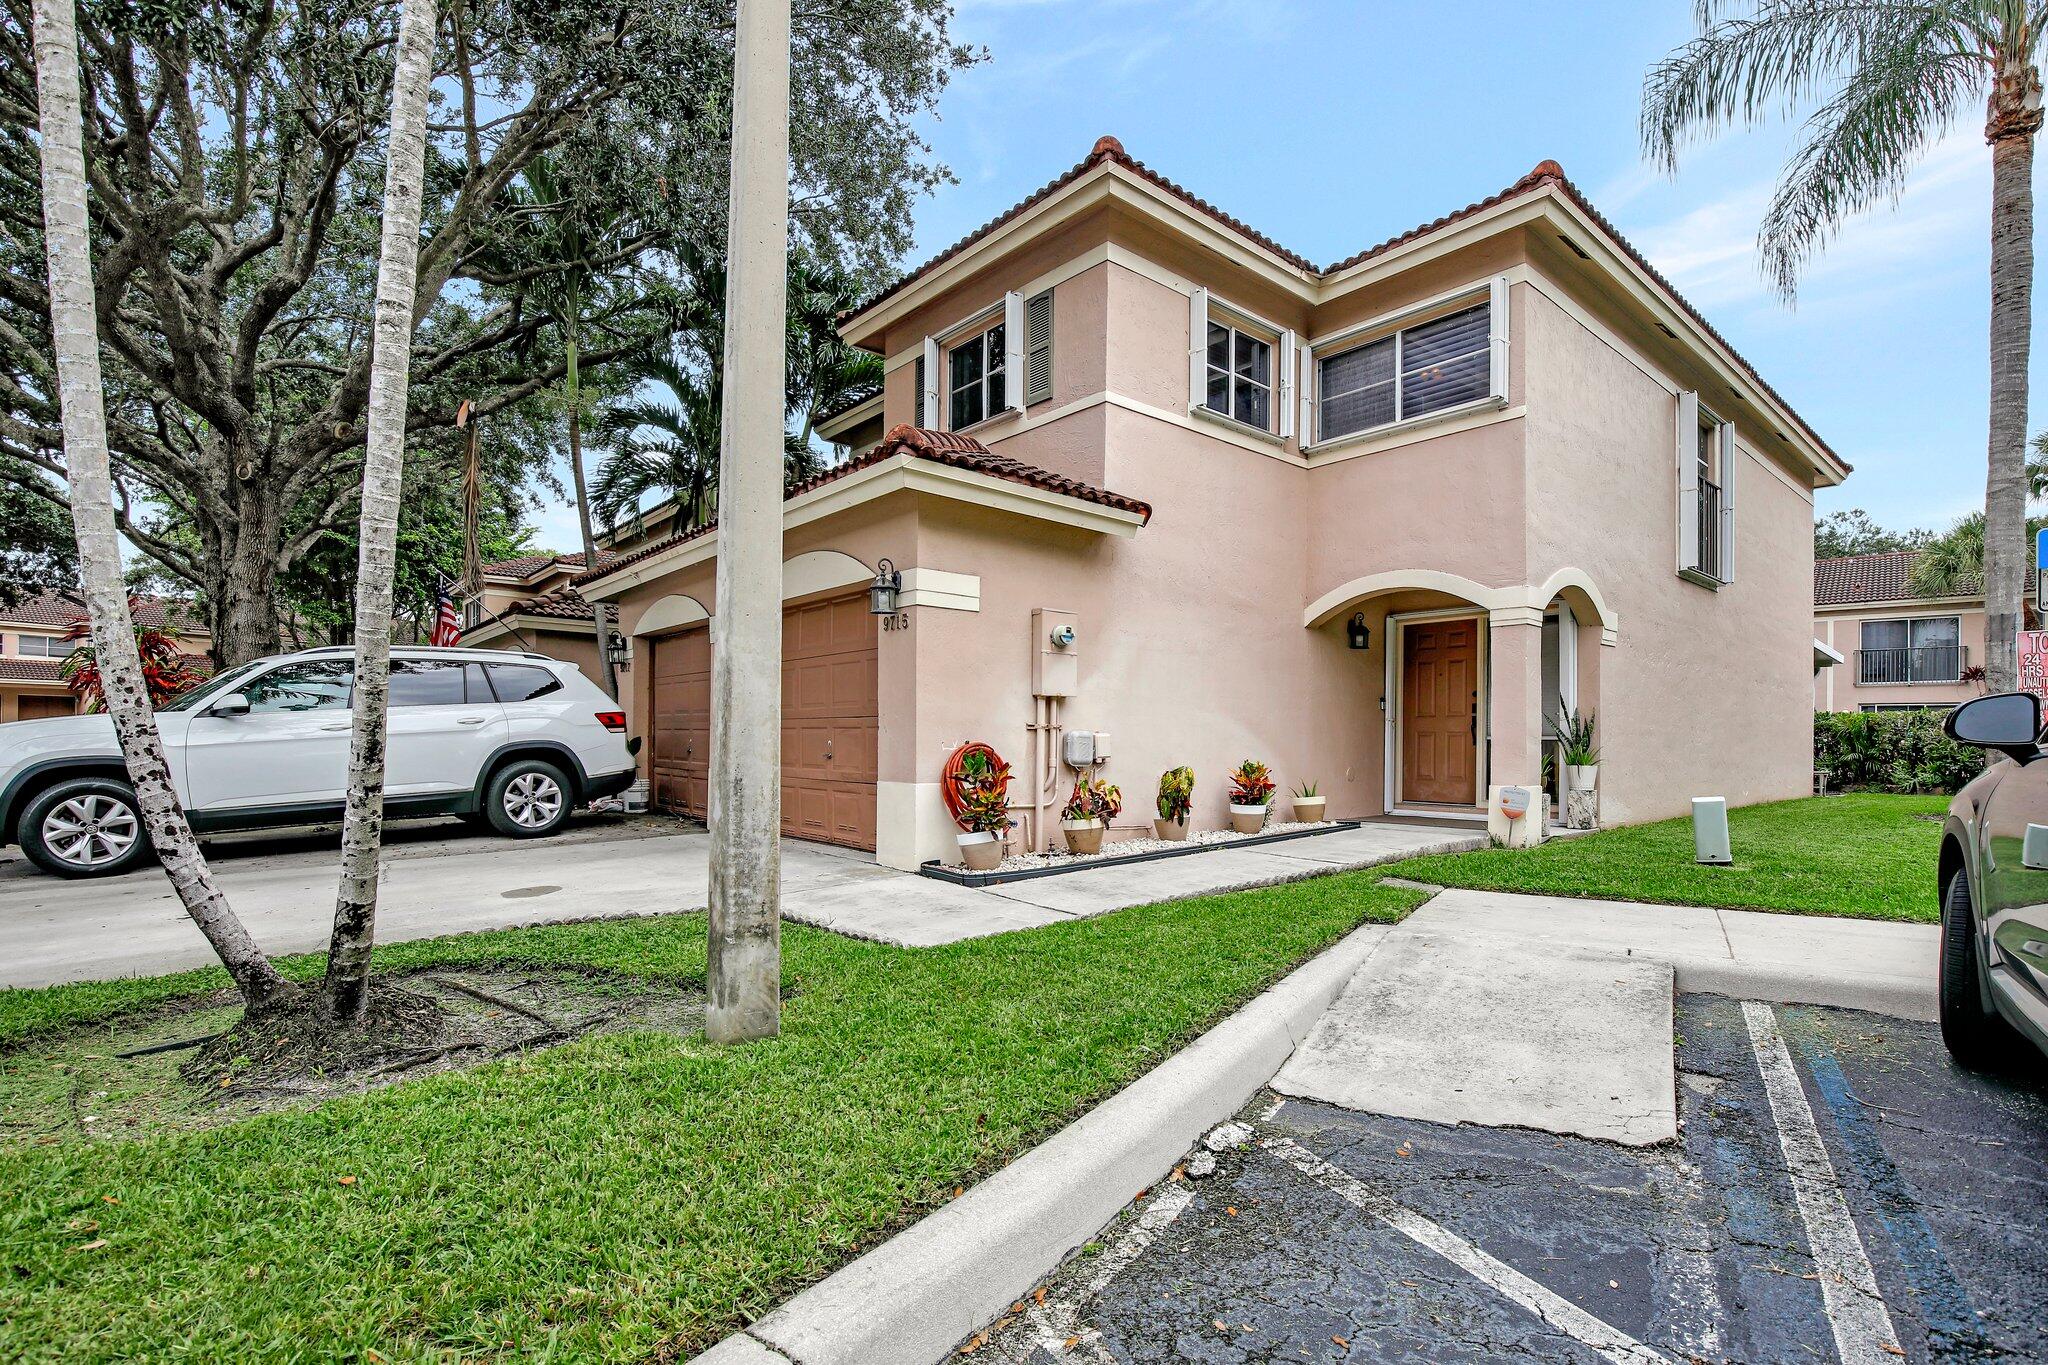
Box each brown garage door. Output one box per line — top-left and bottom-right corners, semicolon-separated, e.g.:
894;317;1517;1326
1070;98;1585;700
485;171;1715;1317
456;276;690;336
649;627;711;816
647;593;878;850
17;694;77;722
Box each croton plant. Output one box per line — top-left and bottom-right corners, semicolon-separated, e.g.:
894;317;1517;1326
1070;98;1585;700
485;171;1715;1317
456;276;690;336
1156;766;1195;823
1062;776;1123;824
953;750;1014;836
1228;760;1275;807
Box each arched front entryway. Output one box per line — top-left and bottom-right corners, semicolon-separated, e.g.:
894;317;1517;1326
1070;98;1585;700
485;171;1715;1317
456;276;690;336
1304;568;1616;824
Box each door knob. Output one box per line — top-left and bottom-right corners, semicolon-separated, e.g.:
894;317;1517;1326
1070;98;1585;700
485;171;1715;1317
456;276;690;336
457;716;486;726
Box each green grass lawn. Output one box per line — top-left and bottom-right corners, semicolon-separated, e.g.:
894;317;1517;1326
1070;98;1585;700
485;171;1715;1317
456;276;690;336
1380;793;1946;921
0;873;1420;1363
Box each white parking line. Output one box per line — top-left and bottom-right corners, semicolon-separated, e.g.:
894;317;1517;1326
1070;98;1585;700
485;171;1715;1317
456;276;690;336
1742;1001;1903;1365
1264;1136;1672;1365
994;1182;1195;1362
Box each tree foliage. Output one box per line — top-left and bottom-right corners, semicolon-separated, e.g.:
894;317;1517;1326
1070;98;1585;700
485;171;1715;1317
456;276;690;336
1814;507;1931;558
0;0;980;663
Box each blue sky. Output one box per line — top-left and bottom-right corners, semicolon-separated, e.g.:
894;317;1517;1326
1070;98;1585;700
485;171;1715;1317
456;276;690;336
529;0;2031;550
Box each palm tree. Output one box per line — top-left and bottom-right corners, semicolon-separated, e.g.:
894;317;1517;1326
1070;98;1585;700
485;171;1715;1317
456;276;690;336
594;349;724;532
503;156;630;697
29;0;297;1015
320;0;441;1027
1643;2;2047;692
1909;512;1989;594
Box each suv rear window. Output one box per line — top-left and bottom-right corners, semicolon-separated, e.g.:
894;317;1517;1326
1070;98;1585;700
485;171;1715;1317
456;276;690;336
389;659;487;707
485;663;562;703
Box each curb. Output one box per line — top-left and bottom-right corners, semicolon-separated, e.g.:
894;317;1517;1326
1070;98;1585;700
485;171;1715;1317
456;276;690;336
690;920;1397;1365
1672;958;1936;1022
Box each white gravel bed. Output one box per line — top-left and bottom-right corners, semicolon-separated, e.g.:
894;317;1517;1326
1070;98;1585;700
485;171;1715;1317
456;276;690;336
988;820;1338;873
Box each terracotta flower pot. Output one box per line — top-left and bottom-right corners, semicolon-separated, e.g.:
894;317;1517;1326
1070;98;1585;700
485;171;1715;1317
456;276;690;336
1293;797;1326;823
1154;816;1189;841
1228;803;1268;835
958;831;1002;871
1061;818;1106;855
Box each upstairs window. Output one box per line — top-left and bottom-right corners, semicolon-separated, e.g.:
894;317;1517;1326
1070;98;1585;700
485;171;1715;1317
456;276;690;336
1316;301;1492;442
1678;392;1736;586
15;634;66;657
1857;617;1964;685
1205;320;1272;431
947;323;1006;430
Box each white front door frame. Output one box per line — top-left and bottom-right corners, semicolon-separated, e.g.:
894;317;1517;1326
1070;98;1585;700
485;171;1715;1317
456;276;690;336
1383;606;1491;818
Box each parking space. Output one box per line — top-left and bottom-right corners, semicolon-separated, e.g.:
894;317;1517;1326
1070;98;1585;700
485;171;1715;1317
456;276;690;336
977;997;2048;1364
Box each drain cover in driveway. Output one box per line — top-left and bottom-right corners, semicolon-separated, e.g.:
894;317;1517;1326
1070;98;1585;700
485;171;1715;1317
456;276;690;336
1273;931;1676;1145
500;885;562;900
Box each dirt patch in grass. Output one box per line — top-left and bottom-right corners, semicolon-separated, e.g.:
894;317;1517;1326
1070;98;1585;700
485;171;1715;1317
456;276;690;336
1;966;704;1145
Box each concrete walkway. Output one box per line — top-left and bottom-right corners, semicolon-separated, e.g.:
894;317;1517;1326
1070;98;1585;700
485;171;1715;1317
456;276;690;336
1405;887;1939;1021
0;820;1476;989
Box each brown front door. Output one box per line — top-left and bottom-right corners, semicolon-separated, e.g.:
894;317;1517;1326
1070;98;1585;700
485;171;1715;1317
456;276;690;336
649;627;711;817
1401;618;1479;806
16;694;77;721
780;593;878;850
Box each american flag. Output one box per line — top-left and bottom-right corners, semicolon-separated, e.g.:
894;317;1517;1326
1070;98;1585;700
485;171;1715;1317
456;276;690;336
430;581;463;646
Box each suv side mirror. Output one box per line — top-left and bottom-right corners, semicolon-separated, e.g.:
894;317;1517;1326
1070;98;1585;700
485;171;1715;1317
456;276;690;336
1943;691;2042;762
209;691;251;718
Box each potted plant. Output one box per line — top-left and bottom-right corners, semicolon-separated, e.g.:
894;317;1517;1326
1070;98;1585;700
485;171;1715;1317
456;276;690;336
1155;766;1196;840
1555;706;1599;792
1060;776;1122;855
953;752;1013;871
1227;760;1275;834
1291;780;1325;823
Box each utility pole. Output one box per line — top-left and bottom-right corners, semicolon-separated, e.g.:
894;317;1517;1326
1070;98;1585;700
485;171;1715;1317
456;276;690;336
704;0;790;1042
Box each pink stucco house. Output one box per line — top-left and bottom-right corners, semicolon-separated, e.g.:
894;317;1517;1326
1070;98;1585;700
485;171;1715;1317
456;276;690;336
550;138;1847;870
1814;550;1985;714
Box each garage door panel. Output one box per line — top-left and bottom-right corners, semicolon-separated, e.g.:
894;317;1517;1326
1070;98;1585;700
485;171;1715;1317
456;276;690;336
653;594;876;850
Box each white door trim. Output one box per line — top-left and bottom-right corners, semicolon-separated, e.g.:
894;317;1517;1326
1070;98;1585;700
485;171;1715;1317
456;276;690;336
1384;608;1490;815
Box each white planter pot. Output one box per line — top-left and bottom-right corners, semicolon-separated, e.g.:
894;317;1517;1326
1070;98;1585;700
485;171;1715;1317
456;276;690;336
957;830;1002;872
1567;764;1598;793
1292;797;1326;823
1228;803;1269;835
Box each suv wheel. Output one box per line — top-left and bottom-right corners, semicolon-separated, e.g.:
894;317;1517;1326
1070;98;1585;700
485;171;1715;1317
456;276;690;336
1939;868;2016;1070
483;758;572;839
20;777;152;879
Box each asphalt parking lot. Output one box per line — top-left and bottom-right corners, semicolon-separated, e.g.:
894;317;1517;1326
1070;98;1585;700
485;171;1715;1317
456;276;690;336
979;996;2048;1364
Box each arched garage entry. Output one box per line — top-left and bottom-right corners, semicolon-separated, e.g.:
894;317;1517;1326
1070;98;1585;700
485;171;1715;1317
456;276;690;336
634;554;881;851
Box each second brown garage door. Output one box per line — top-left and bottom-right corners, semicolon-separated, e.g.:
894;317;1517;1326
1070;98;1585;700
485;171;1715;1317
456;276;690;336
647;592;878;851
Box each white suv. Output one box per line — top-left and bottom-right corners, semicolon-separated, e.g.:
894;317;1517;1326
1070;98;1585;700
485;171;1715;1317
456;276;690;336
0;646;635;878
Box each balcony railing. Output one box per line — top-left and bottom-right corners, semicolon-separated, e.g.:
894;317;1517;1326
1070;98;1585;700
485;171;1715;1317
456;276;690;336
1693;477;1722;581
1855;645;1967;686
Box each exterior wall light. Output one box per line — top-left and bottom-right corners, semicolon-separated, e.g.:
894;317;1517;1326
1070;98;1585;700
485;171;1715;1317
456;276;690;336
606;629;631;673
869;558;903;617
1346;613;1371;651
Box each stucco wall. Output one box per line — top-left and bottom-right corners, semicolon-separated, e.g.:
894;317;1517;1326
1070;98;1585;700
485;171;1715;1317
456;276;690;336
1520;267;1816;822
1814;604;1988;712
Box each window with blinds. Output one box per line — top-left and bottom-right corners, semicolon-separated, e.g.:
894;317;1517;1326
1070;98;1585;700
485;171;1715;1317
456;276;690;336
1315;301;1492;442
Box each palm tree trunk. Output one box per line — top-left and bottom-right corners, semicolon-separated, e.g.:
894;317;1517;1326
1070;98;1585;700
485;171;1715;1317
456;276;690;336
563;297;620;699
30;0;297;1015
1985;77;2041;693
320;0;440;1026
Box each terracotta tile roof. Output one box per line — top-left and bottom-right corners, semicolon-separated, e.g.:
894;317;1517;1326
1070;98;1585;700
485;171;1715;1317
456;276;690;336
499;586;597;623
0;592;203;634
0;656;64;683
847;142;1843;474
479;550;619;580
576;426;1152;587
1814;550;1977;606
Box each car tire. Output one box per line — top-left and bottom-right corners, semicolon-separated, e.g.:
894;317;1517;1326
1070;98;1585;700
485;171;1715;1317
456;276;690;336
482;758;573;839
19;777;154;879
1939;868;2016;1070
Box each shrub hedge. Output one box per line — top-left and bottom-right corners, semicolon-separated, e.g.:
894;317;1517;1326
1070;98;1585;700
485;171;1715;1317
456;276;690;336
1814;708;1986;795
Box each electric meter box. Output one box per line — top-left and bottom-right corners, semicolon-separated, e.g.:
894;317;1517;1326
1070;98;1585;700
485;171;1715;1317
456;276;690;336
1033;608;1078;697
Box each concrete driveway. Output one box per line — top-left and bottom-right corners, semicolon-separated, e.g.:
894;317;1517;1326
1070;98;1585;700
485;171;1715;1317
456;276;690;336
0;818;1473;989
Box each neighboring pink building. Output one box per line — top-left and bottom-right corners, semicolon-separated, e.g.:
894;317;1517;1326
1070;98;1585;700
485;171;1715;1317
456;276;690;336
0;594;210;723
564;139;1847;870
1814;551;1985;713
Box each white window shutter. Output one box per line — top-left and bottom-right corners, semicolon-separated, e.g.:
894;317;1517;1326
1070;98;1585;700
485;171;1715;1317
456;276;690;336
1277;328;1296;440
1003;291;1026;411
1188;286;1209;411
1489;275;1510;400
1718;420;1737;583
1676;390;1700;572
921;336;941;428
1024;291;1054;405
1298;338;1315;445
